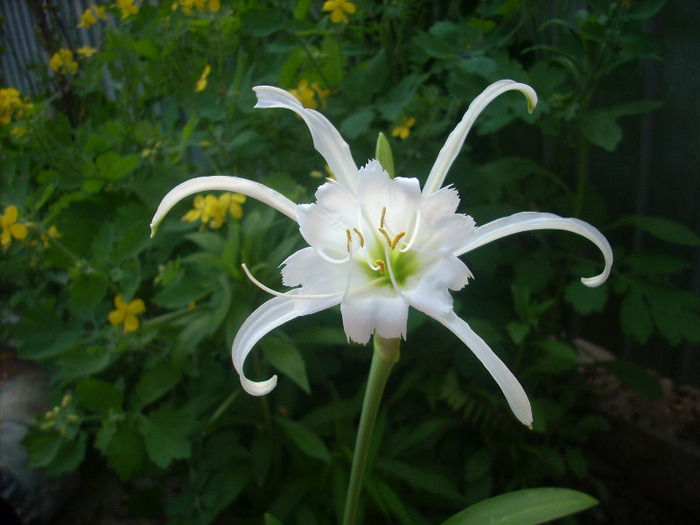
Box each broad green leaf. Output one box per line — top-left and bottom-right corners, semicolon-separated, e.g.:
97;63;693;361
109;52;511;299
599;360;663;401
76;377;124;414
274;417;331;462
69;272;108;311
138;408;197;469
45;434;87;475
564;280;608;314
620;289;653;343
96;418;145;480
442;487;598;525
135;361;181;406
262;339;311;393
618;215;700;246
340;108;375;140
58;345;113;380
264;513;285;525
579;110;622;151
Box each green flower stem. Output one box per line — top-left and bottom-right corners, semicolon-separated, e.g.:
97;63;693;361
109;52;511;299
342;336;400;525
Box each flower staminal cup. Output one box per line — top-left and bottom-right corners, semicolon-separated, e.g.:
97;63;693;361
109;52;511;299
151;80;612;430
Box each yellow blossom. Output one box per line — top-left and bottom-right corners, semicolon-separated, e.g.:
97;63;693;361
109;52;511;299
288;79;318;109
77;45;98;58
1;205;29;248
78;8;97;28
40;225;61;248
94;5;108;19
392;116;416;140
108;294;146;332
49;49;79;76
182;193;245;228
116;0;139;19
195;64;211;93
1;87;29;125
10;127;29;138
322;0;356;24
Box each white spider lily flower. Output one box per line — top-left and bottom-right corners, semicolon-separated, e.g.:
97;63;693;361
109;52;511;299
151;80;613;426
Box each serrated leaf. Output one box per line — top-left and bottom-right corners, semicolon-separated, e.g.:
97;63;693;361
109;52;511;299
620;290;653;343
564;280;608;314
76;377;123;414
274;417;330;462
619;215;700;246
599;359;663;401
96;418;145;480
442;487;598;525
580;110;622;151
138;409;197;469
135;361;181;406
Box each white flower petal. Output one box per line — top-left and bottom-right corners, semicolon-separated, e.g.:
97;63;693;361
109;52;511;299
341;291;409;344
423;80;538;196
233;293;340;395
455;211;613;287
417;187;475;252
404;254;471;317
254;86;359;193
150;176;297;235
433;310;533;426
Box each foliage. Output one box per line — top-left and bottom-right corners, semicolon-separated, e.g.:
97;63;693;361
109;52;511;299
1;0;690;523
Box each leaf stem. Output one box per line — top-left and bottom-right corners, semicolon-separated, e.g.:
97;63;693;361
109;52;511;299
342;336;400;525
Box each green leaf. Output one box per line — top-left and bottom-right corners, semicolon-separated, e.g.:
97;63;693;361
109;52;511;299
69;272;108;311
96;418;145;480
132;39;159;60
264;513;285;525
138;409;198;469
96;152;140;182
579;110;622;151
76;377;124;414
340;108;374;140
58;345;113;380
441;487;598;525
564;280;608;314
599;360;663;401
617;215;700;246
274;417;331;462
620;289;653;343
609;99;663;118
262;339;311;393
135;361;181;406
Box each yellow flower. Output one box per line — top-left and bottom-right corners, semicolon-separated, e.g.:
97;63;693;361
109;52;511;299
40;225;61;248
288;79;318;109
392;116;416;140
94;5;108;19
10;127;29;138
322;0;356;24
77;8;97;28
108;294;146;332
182;193;245;228
49;49;79;76
208;0;220;12
195;64;211;93
1;205;29;248
227;193;247;220
1;87;29;125
116;0;139;19
77;45;98;58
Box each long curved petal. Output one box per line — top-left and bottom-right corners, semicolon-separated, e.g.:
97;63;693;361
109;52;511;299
433;310;533;426
232;293;341;395
455;212;613;287
254;86;359;194
422;80;538;196
150;176;298;235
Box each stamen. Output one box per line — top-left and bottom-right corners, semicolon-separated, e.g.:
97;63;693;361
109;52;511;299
353;228;365;247
241;264;344;300
390;232;406;250
346;229;352;252
375;259;386;275
399;207;421;253
380;207;387;228
378;227;393;246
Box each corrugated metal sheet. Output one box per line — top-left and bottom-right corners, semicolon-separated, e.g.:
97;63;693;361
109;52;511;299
0;0;103;94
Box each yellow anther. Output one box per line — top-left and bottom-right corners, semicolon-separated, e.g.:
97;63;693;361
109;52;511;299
61;394;72;408
379;227;393;246
346;229;352;252
380;207;387;228
353;228;365;247
376;259;386;275
391;232;406;250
